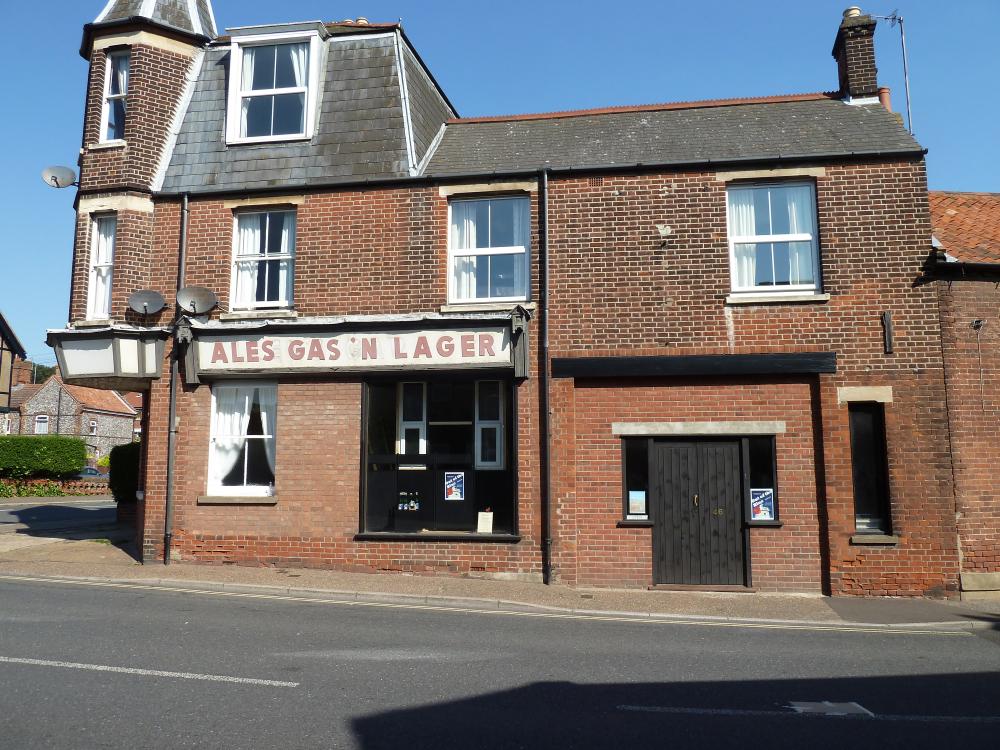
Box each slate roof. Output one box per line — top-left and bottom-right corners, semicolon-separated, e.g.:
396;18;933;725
161;31;456;193
929;192;1000;265
94;0;217;38
424;96;923;176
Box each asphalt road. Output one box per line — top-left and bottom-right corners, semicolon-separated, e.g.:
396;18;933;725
0;501;116;529
1;578;999;749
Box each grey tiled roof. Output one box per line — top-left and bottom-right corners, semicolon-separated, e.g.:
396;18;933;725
95;0;217;38
162;35;419;193
424;98;923;176
401;44;454;165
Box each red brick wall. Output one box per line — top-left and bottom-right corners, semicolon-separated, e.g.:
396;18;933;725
545;163;959;596
939;281;1000;575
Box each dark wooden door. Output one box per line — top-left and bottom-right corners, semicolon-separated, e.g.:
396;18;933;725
651;440;745;586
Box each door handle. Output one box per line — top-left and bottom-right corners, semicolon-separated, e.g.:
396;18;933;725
693;494;699;507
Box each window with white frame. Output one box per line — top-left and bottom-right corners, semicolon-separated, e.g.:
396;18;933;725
88;214;117;320
208;384;277;496
475;381;504;470
226;35;320;143
34;415;49;435
231;210;296;310
102;51;129;142
449;196;530;303
726;182;819;294
89;420;98;436
0;415;9;435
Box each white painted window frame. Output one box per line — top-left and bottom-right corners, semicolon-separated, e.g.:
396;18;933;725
396;382;427;469
89;420;98;436
87;213;117;321
100;50;130;144
726;181;820;296
474;381;504;470
34;415;50;435
208;382;277;497
447;196;531;305
229;209;297;311
225;32;322;145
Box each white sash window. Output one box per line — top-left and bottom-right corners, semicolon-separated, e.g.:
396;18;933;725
449;197;530;303
88;215;117;320
209;384;277;496
101;51;129;142
727;183;820;294
231;210;296;310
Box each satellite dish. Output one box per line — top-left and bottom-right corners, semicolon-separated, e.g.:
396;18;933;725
128;289;166;316
42;166;78;189
176;286;219;315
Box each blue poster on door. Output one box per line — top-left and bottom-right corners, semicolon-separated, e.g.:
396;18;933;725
751;489;775;521
445;472;465;501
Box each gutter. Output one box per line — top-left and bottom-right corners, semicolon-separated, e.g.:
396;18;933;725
149;148;928;201
163;192;190;565
539;168;553;584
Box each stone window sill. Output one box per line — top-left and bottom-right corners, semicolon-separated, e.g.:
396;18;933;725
89;140;127;151
850;534;899;546
725;293;831;306
73;319;114;329
220;309;298;321
198;496;278;506
439;302;536;314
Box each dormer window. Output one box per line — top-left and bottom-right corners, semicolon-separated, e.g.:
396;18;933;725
102;51;129;142
226;34;321;144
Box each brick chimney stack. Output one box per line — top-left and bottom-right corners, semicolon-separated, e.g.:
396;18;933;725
833;7;879;99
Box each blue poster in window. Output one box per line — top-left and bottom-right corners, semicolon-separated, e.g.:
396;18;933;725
751;489;775;521
445;472;465;502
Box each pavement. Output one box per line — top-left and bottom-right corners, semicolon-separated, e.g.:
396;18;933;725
1;514;997;633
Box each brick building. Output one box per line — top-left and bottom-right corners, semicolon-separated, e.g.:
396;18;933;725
45;2;989;597
0;311;27;439
6;376;137;461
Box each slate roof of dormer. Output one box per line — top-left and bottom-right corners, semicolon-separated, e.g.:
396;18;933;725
160;26;455;193
94;0;217;39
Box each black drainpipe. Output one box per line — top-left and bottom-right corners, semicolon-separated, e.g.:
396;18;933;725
163;192;189;564
539;168;553;584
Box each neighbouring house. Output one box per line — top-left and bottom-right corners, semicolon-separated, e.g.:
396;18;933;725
928;191;1000;600
0;311;27;432
8;375;136;461
44;2;988;598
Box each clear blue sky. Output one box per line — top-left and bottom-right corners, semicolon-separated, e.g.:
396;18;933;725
2;0;997;362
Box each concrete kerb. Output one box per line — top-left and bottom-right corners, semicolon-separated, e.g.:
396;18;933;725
0;572;985;633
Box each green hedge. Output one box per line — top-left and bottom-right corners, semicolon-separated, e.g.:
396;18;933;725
0;436;87;479
109;442;141;503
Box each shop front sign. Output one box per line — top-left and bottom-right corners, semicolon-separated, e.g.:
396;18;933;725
194;326;513;376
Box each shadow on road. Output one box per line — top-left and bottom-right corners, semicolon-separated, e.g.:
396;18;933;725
351;672;1000;749
0;501;139;561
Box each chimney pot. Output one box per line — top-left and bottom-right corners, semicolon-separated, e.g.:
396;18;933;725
356;17;370;25
844;6;863;18
878;86;892;111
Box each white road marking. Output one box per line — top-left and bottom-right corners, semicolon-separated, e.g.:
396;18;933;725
0;656;298;688
790;701;874;716
0;574;972;637
618;705;1000;724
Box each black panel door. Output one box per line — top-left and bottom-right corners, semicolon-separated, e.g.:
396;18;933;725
651;440;746;586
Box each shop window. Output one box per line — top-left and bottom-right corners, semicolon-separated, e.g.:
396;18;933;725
101;51;129;142
364;379;514;535
449;196;530;303
849;402;892;533
746;436;779;523
727;182;819;295
209;384;277;496
231;210;296;310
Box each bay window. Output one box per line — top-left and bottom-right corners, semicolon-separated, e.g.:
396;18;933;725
209;384;277;496
727;182;819;294
88;215;117;320
226;35;320;143
102;51;129;142
231;210;296;310
449;197;530;303
364;378;514;534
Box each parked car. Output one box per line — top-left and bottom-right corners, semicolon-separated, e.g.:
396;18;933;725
77;467;109;481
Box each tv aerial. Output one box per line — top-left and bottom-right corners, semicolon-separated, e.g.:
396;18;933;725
176;286;219;315
127;289;167;316
41;166;79;189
